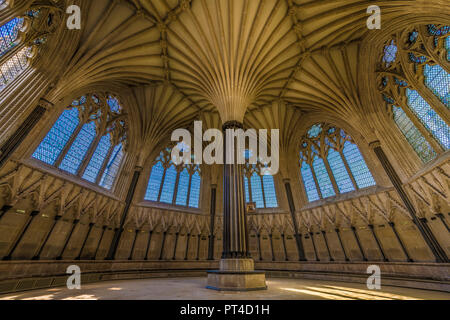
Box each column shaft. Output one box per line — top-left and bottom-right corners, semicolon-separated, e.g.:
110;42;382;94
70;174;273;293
371;143;448;262
284;182;307;260
128;230;139;260
33;216;61;260
106;168;142;260
369;224;388;262
335;229;349;261
309;232;320;261
322;231;334;261
389;222;413;262
57;219;80;260
3;211;39;260
351;226;368;261
145;231;153;260
208;187;217;260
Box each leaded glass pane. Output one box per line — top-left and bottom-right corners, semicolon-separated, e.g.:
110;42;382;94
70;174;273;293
383;40;397;66
0;17;24;56
82;134;111;183
175;169;189;206
99;144;123;190
250;173;265;208
0;46;30;91
342;142;376;189
59;121;96;174
393;106;437;163
313;157;335;198
145;161;164;201
300;162;320;202
32;108;79;165
424;64;449;107
188;171;201;208
160;165;177;204
262;175;278;208
406;88;450;149
244;176;250;203
327;149;355;194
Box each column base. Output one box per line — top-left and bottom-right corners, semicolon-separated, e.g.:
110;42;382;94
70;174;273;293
206;259;267;291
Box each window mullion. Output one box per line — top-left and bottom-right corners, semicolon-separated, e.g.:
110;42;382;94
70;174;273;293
186;174;193;207
339;150;359;190
172;168;181;205
77;132;102;177
95;144;115;185
310;164;323;199
398;102;444;154
323;156;340;195
54;122;83;167
157;167;168;202
247;175;253;203
259;175;266;208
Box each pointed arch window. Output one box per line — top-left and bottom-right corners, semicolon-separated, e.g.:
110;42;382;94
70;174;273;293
32;94;127;190
144;148;202;209
378;24;449;163
244;161;279;209
299;124;376;202
0;10;47;92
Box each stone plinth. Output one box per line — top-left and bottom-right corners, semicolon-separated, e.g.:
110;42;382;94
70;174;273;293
207;259;267;291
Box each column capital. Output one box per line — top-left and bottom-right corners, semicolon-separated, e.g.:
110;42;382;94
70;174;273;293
38;98;54;110
222;120;244;131
369;140;382;149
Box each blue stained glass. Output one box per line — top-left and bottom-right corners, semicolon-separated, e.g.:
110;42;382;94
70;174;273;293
250;173;265;209
175;169;190;206
108;96;121;113
313;157;335;198
406;89;450;149
0;17;24;56
308;124;322;138
0;46;30;91
145;161;164;201
300;162;320;202
424;64;449;107
383;40;397;66
328;149;355;193
82;135;111;183
342;142;376;189
262;175;278;208
33;108;79;165
244;176;250;203
59;122;96;174
188;171;201;208
393;106;437;163
99;144;123;190
160;165;177;204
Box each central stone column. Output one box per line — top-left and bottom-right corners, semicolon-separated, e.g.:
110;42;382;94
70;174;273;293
207;121;267;291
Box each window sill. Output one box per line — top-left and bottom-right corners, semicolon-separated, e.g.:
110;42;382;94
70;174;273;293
299;185;392;211
137;200;204;215
20;158;121;201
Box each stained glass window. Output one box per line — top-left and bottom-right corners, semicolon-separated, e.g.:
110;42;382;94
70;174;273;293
406;89;449;149
299;123;376;202
0;46;30;91
380;26;449;165
244;160;279;209
0;17;24;56
300;162;320;202
32;94;127;190
144;147;202;209
32;108;79;165
393;106;437;163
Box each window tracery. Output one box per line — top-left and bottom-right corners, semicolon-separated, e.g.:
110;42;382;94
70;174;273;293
299;123;376;202
33;94;127;190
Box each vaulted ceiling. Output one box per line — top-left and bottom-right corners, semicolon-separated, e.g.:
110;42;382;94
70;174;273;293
43;0;447;158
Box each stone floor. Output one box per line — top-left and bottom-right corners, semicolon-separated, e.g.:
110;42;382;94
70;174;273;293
1;278;449;300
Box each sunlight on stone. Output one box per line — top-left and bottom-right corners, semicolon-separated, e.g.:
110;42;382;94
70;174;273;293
62;295;98;300
23;295;55;300
304;286;391;300
108;288;123;291
281;288;354;300
323;286;422;300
